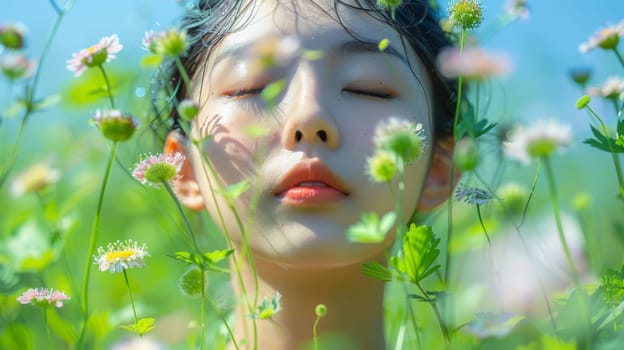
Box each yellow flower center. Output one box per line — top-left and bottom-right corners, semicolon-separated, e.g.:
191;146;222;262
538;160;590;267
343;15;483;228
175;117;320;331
88;46;96;53
105;250;135;261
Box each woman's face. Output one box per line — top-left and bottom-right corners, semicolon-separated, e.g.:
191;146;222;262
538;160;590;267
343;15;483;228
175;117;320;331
188;0;435;268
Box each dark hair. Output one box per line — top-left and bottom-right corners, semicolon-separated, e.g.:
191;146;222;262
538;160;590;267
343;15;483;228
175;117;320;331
162;0;456;142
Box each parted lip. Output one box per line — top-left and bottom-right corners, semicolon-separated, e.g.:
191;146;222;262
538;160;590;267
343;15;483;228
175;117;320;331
273;158;350;197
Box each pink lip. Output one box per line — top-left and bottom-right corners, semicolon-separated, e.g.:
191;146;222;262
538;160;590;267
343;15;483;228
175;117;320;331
274;159;349;205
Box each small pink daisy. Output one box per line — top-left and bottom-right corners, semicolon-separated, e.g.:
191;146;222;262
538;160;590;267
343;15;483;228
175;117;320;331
132;152;185;187
66;34;123;77
17;288;70;308
437;47;512;80
579;20;624;53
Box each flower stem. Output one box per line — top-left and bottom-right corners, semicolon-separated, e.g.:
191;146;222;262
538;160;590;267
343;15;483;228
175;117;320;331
476;204;504;309
175;56;192;94
0;1;69;192
78;141;118;347
542;156;579;284
585;105;624;199
200;267;206;350
0;116;27;189
192;142;257;346
162;181;200;253
415;283;450;345
445;27;467;286
613;48;624;68
313;314;322;350
205;290;240;349
122;269;140;330
44;307;52;350
97;65;116;109
520;159;541;227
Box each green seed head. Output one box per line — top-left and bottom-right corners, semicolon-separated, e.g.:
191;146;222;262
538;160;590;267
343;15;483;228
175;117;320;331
367;151;398;183
449;0;484;30
575;95;591;110
315;304;327;317
453;137;479;171
144;162;177;183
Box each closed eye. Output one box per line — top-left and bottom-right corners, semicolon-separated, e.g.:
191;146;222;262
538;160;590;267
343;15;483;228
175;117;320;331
342;88;394;99
225;87;264;98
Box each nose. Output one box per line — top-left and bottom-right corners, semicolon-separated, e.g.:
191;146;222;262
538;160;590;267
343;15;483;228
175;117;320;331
281;71;340;150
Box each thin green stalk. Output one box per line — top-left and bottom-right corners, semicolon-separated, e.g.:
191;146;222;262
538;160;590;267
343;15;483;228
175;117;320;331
162;181;200;252
97;65;116;109
0;117;27;188
44;308;52;350
585;105;624;199
200;267;205;350
520;159;541;227
445;27;467;286
313;314;321;350
206;290;239;350
78;141;118;347
415;282;450;345
122;269;139;328
476;205;503;309
396;162;422;346
175;56;191;93
613;48;624;67
542;157;579;284
475;80;480;123
0;0;70;190
193;143;256;346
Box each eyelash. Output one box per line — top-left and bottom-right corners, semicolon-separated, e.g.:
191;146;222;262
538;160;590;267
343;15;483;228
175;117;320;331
226;87;394;99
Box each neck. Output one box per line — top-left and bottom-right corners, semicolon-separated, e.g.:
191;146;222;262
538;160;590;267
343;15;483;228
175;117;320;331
229;250;387;350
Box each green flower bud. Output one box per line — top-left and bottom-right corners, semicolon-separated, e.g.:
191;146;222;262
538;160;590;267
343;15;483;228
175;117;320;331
144;161;178;184
315;304;327;317
453;137;479;171
449;0;483;30
367;151;398;183
575;95;591;109
571;192;592;212
0;23;26;50
497;182;528;215
177;265;207;299
92;109;137;142
177;99;199;121
569;67;592;87
83;49;108;68
158;28;188;57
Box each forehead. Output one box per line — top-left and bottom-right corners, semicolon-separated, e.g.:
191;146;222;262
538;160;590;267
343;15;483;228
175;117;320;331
210;0;418;64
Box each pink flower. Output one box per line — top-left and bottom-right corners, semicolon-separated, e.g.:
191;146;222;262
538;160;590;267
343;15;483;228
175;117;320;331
66;34;122;76
17;288;70;308
132;152;185;187
437;47;512;80
579;20;624;53
0;53;36;80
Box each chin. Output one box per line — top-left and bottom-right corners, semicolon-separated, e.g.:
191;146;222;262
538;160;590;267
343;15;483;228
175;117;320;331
252;233;392;270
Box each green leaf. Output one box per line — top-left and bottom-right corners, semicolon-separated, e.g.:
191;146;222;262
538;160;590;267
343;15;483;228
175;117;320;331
171;251;202;266
362;261;393;282
203;249;234;264
120;318;156;336
584;124;624;153
260;79;286;109
221;180;250;201
141;54;164;67
2;100;27;118
378;38;390;51
33;94;61;111
346;212;396;243
401;224;441;285
245;125;270;137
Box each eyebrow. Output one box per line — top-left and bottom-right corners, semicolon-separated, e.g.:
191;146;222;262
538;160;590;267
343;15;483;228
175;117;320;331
214;38;409;66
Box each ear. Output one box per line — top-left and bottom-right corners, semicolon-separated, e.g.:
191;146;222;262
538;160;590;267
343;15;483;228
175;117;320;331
417;136;460;210
164;131;205;211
